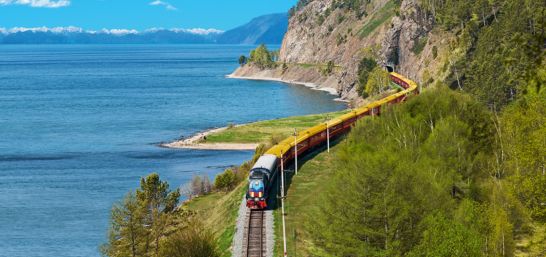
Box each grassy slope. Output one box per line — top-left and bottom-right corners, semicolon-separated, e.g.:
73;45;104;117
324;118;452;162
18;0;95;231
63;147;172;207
203;110;349;144
359;0;397;38
183;183;246;257
273;143;342;257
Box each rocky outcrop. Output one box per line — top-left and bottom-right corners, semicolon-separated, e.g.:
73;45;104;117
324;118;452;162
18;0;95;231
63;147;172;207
381;0;435;79
231;0;448;102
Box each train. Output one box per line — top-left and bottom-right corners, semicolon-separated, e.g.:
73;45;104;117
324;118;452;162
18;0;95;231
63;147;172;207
246;72;419;209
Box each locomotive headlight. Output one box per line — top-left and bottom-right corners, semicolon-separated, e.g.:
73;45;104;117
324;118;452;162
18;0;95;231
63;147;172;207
254;198;259;202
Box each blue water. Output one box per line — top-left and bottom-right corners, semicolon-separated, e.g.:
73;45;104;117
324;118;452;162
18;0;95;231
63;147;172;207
0;45;344;257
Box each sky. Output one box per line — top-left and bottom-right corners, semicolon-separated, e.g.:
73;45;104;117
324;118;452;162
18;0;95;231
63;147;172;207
0;0;298;31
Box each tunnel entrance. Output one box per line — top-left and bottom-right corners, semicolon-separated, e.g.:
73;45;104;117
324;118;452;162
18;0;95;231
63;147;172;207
386;65;394;73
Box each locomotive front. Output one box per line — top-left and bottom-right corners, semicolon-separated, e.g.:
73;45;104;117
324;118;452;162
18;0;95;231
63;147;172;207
246;154;278;209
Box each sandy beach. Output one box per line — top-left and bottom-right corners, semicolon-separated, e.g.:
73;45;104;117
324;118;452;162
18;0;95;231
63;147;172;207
226;74;349;102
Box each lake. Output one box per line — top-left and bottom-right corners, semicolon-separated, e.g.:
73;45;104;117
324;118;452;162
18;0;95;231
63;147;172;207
0;45;345;257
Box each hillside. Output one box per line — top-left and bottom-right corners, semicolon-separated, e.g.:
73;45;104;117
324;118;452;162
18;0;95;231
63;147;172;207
232;0;543;106
230;0;545;256
217;13;289;44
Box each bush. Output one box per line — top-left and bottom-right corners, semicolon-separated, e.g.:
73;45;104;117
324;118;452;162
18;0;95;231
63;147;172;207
214;169;236;191
160;220;219;257
238;55;247;66
322;61;335;75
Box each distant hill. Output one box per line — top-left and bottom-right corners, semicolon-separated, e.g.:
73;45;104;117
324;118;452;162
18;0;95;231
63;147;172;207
0;13;288;44
0;28;221;44
217;13;288;44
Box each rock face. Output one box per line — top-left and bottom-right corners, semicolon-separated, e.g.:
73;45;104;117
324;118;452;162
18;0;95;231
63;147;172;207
231;0;446;102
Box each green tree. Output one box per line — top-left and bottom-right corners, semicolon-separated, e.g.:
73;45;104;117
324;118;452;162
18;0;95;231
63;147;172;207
214;168;237;191
101;193;146;257
365;66;390;96
357;57;377;97
238;55;247;66
408;213;483;257
248;44;276;69
136;173;180;257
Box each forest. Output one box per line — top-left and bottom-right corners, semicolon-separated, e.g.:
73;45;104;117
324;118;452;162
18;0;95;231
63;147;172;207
302;0;545;255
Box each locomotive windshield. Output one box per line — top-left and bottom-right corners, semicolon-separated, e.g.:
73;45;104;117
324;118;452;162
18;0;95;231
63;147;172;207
249;179;264;192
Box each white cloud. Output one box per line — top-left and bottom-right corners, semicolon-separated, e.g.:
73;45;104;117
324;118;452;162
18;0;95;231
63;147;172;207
149;0;176;11
1;26;82;33
0;26;224;35
0;0;70;8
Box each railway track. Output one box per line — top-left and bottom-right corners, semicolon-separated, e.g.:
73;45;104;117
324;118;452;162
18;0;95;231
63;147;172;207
245;210;265;257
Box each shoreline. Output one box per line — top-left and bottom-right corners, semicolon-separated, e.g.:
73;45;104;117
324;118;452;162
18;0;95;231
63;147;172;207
162;73;350;151
160;126;259;151
226;74;350;103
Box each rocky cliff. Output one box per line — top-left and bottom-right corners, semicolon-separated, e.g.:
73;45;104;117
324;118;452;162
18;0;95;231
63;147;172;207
231;0;452;103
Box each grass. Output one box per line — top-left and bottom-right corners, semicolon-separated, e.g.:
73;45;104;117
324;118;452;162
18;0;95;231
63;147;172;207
359;0;397;38
273;142;342;257
411;36;428;55
202;110;350;144
515;222;546;256
183;183;247;257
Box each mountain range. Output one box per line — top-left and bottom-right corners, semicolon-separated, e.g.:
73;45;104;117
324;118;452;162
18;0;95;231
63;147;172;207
0;13;287;44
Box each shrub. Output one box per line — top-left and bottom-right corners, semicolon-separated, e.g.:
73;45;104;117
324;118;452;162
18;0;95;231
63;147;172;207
322;61;335;75
214;169;236;191
432;45;438;59
160;220;219;257
238;55;247;66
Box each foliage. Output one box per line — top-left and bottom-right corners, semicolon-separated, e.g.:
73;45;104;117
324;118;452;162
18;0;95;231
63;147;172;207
307;88;513;256
411;36;428;55
358;0;397;38
248;44;276;69
408;213;483;257
181;175;212;199
101;173;187;257
214;169;237;191
288;0;310;18
502;72;546;221
321;61;335;75
238;55;247;66
364;66;390;96
419;0;545;109
356;57;377;97
160;220;219;257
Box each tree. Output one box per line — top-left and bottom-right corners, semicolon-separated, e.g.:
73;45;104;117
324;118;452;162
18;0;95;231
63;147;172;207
365;66;390;96
248;44;276;69
238;55;247;66
101;193;146;257
214;169;236;191
408;213;483;257
136;173;180;257
191;175;203;196
357;57;377;97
